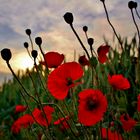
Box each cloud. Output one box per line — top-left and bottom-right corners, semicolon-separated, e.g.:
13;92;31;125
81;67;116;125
0;0;139;85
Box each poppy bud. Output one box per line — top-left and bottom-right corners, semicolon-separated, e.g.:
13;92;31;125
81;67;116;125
35;37;42;46
134;2;137;9
1;48;12;62
25;29;31;36
63;12;73;25
78;55;89;66
31;50;38;59
100;0;105;2
88;38;94;46
83;26;88;32
128;1;136;9
24;42;29;49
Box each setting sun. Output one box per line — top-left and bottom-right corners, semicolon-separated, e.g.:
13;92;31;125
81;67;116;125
12;52;34;71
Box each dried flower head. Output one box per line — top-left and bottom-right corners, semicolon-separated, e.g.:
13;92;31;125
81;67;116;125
1;48;12;62
25;29;31;36
63;12;73;25
35;37;42;46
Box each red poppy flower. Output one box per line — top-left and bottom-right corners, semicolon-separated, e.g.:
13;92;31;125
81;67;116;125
102;128;123;140
78;55;89;66
120;113;137;132
15;105;27;113
108;74;130;90
54;116;70;131
47;62;83;100
98;55;108;64
11;114;34;134
78;89;107;126
137;94;140;112
40;51;64;68
97;45;110;64
32;106;54;126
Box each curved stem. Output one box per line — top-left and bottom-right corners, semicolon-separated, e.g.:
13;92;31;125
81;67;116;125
29;35;34;51
70;24;90;60
34;61;51;101
19;90;50;140
42;102;79;139
131;9;140;49
28;68;53;139
6;62;39;104
102;2;123;51
135;8;140;20
38;45;49;74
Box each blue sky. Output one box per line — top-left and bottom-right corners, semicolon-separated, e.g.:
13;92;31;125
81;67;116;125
0;0;140;85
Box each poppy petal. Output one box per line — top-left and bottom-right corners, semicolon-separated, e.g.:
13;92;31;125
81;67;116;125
108;74;130;90
78;89;107;126
47;62;83;100
41;52;64;68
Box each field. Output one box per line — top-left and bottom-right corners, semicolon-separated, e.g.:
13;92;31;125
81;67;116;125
0;1;140;140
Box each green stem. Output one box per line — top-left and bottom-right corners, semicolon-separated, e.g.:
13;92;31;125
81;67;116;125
7;62;39;104
42;102;79;139
70;24;90;60
102;1;123;51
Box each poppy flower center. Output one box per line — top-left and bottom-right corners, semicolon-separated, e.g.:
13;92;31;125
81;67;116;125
123;114;129;121
86;97;98;111
66;78;73;86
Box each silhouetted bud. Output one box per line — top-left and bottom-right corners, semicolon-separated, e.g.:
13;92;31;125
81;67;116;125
24;42;29;48
128;1;136;9
88;38;94;46
78;55;90;66
63;12;73;25
134;2;137;9
83;26;88;32
31;50;38;59
100;0;105;2
25;29;31;36
1;48;12;62
35;37;42;46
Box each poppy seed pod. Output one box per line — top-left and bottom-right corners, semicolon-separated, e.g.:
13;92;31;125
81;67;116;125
83;26;88;32
63;12;73;25
134;2;137;9
1;48;12;62
128;1;136;9
88;38;94;46
24;42;29;49
35;37;42;46
25;29;31;36
100;0;105;2
31;50;38;59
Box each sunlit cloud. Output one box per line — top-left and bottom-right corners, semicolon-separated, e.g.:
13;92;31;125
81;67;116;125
0;0;140;84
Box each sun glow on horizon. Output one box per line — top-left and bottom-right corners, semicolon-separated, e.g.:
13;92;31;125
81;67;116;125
12;52;34;71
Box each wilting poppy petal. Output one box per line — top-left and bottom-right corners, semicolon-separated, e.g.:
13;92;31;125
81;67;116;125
102;128;123;140
11;114;34;134
47;62;83;100
54;116;70;131
78;55;89;66
97;45;110;64
120;113;137;132
33;106;54;126
97;45;110;55
41;51;64;68
98;55;107;64
78;89;107;126
108;74;130;90
15;105;27;114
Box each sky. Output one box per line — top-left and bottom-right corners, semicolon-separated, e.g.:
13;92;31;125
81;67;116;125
0;0;140;85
